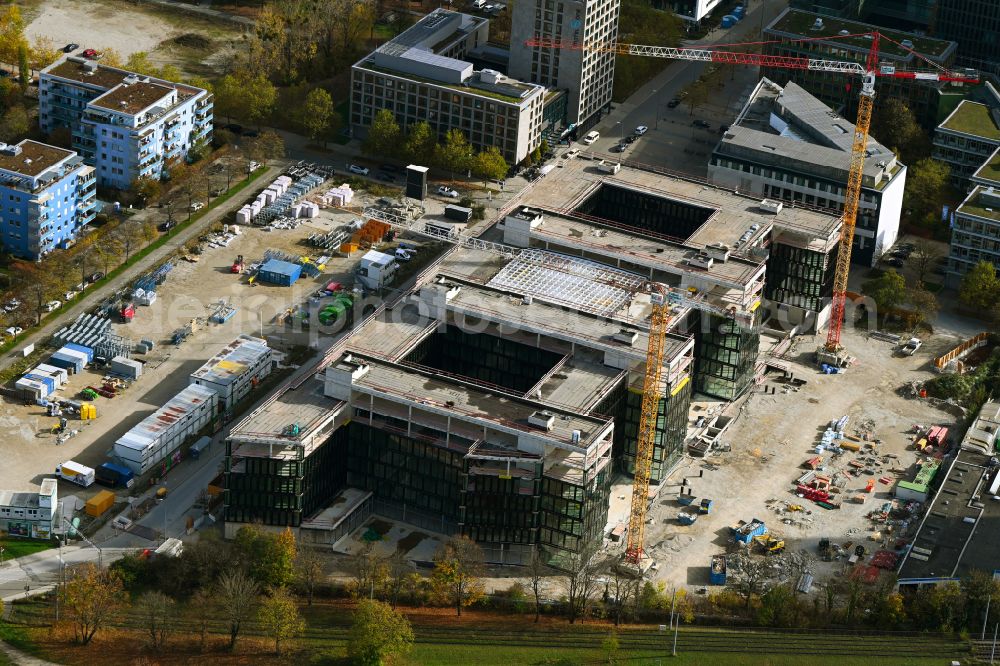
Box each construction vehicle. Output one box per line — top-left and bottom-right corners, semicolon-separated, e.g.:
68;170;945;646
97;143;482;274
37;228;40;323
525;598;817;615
120;301;136;323
754;534;786;555
231;255;245;274
524;34;977;370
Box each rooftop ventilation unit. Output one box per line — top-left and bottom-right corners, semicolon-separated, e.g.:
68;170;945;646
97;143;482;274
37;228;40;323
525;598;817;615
688;253;714;270
811;18;824;30
758;199;783;215
480;69;503;84
0;143;21;157
83;61;98;73
901;39;914;49
528;410;555;431
123;74;139;85
704;243;731;262
613;329;639;346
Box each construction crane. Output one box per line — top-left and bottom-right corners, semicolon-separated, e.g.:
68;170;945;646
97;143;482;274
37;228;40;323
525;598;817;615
527;32;978;565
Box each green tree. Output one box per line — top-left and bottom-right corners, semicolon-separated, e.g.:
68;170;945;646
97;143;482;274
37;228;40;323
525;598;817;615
124;51;157;76
870;97;929;162
961;569;1000;631
348;599;414;666
904;158;950;224
295;547;324;606
298;88;334;145
213;73;246;122
404;120;436;166
0;106;29;142
905;287;940;327
258;586;305;656
242;71;278;127
17;40;29;93
363;109;402;158
430;536;486;616
959;260;1000;312
862;269;907;314
433;129;474;178
601;628;620;664
473;146;508;183
234;525;297;587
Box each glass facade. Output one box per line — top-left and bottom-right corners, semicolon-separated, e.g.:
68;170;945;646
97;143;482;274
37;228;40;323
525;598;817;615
539;466;611;569
618;378;692;484
462;467;541;546
694;315;760;401
765;242;837;313
405;325;563;393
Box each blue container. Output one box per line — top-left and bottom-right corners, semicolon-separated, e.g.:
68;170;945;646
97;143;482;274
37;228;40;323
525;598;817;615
49;352;83;374
63;343;94;362
721;15;736;28
96;462;135;488
24;373;55;394
734;5;744;16
257;259;302;286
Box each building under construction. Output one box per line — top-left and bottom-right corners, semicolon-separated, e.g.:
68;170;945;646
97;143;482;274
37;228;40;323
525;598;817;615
224;159;841;568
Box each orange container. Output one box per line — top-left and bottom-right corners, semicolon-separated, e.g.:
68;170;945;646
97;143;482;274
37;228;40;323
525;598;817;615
85;490;115;517
340;242;359;254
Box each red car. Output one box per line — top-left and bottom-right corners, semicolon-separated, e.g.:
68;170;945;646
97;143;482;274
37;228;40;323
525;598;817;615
82;49;100;59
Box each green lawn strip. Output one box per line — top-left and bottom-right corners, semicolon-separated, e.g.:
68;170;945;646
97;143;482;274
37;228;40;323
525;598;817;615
0;540;53;560
0;167;268;358
0;622;47;660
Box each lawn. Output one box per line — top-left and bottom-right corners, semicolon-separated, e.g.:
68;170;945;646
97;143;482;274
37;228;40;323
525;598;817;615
941;101;1000;139
0;540;53;561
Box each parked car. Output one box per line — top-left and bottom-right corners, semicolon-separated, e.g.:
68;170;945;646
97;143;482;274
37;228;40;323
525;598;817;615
612;143;627;153
349;164;370;176
886;257;904;268
190;202;205;211
667;97;682;108
158;220;176;232
437;186;459;198
42;300;61;312
565;148;581;159
63;43;79;53
394;248;413;262
4;326;23;337
380;164;401;174
2;298;21;313
87;272;104;283
692;119;711;129
624;135;637;145
634;125;648;136
582;130;600;145
82;48;100;59
64;290;79;301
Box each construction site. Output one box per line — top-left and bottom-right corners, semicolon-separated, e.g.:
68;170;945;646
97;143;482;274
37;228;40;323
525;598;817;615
219;153;966;580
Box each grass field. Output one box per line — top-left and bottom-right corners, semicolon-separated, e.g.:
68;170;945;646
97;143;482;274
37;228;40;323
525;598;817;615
1;599;970;666
0;540;53;561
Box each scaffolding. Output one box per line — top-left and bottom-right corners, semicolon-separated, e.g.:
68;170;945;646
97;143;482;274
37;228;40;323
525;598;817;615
486;250;644;318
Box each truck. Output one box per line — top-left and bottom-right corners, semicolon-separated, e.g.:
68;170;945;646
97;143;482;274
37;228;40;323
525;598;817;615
95;462;135;488
56;460;95;487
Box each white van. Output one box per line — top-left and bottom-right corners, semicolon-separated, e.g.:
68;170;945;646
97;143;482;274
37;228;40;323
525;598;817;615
582;131;600;145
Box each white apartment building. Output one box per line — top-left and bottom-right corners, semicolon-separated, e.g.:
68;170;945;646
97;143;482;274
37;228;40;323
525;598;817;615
39;57;213;189
351;9;545;166
709;78;907;266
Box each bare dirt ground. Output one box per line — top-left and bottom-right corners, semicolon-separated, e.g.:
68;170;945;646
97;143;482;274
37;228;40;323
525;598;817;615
629;324;964;592
0;205;374;499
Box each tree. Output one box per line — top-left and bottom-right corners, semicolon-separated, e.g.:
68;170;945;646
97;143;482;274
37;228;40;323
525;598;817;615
186;588;213;653
348;599;414;666
17;41;29;93
961;569;1000;632
959;260;1000;312
404;121;436;166
136;590;175;650
98;48;123;68
131;176;162;207
527;546;548;623
870;97;929;163
125;51;157;76
904;158;950;224
363;109;402;158
114;219;149;264
906;287;940;327
756;584;799;627
244;131;285;172
213;73;246;123
258;586;305;656
60;563;127;645
0;106;29;142
234;525;297;587
383;551;412;610
242;71;278;127
862;269;907;314
295;547;324;606
604;557;638;627
601;629;621;665
298;87;335;145
217;569;260;651
349;543;386;600
911;240;943;286
564;546;599;624
0;6;25;65
473;146;508;184
433;129;474;179
29;36;61;71
430;536;485;616
728;552;783;613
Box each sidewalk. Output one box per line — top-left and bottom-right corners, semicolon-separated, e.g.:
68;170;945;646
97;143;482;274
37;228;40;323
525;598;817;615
0;641;59;666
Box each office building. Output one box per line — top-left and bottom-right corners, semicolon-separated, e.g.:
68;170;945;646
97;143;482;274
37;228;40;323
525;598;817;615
663;0;724;23
351;9;545;166
39;57;213;189
509;0;620;128
897;401;1000;588
223;158;843;569
933;100;1000;188
0;140;97;260
789;0;866;19
945;168;1000;287
0;478;57;540
762;9;960;129
709;78;906;266
930;1;1000;73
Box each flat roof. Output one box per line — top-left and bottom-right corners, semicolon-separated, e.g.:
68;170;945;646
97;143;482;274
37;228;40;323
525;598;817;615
350;355;611;449
957;186;1000;222
765;8;955;60
940;101;1000;140
0;491;41;510
231;375;340;443
972;147;1000;185
0;140;75;179
190;335;270;386
90;81;174;115
45;58;130;89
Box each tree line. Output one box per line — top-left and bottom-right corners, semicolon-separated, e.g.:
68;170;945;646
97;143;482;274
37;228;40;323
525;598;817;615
362;109;509;181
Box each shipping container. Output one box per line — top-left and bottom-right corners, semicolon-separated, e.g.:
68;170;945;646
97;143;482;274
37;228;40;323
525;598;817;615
24;373;56;394
35;363;69;386
85;490;115;517
110;356;143;379
63;343;94;362
257;259;302;286
15;377;48;401
113;385;218;475
189;336;272;410
96;462;134;488
444;204;473;222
